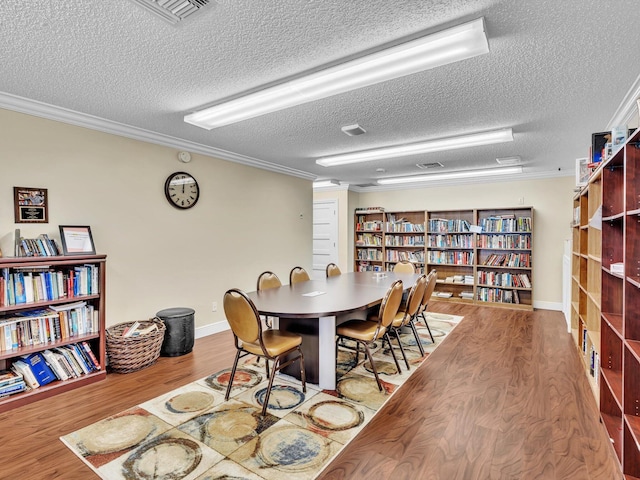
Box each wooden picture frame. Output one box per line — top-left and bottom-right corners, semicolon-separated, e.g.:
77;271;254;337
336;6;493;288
14;187;48;223
576;157;590;187
58;225;96;255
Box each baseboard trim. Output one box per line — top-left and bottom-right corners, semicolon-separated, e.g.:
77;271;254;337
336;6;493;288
533;301;562;311
195;321;230;339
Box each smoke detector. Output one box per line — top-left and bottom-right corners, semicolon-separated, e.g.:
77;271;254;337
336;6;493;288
130;0;214;24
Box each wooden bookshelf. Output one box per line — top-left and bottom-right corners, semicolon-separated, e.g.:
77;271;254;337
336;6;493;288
574;128;640;476
354;207;534;310
0;254;107;412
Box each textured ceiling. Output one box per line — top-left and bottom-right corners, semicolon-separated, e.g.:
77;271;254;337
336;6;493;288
1;0;639;189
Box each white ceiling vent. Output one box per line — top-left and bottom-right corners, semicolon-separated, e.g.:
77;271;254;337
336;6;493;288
341;124;367;136
496;156;522;165
130;0;213;24
416;162;444;169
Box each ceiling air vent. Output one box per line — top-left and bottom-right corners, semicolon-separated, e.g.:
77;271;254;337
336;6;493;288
416;162;444;169
130;0;213;24
341;124;367;136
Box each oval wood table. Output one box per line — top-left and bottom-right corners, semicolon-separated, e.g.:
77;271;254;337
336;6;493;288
245;271;419;390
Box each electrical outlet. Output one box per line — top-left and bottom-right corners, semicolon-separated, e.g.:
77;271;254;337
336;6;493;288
212;302;217;312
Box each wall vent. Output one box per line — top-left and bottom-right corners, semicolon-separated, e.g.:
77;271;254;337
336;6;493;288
416;162;444;169
130;0;213;24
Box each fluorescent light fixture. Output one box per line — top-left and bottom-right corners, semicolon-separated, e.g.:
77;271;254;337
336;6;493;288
185;18;489;129
313;180;340;188
377;166;522;185
317;128;513;167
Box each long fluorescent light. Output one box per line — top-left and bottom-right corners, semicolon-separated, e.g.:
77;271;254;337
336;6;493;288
317;128;513;167
185;18;489;129
377;166;522;185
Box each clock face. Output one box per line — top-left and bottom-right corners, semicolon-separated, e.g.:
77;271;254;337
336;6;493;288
164;172;199;209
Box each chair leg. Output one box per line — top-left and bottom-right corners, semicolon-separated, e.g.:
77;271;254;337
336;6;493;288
361;340;383;391
264;359;270;378
421;312;435;343
298;347;307;393
383;332;402;374
225;350;242;401
392;326;411;370
261;357;280;416
409;318;425;356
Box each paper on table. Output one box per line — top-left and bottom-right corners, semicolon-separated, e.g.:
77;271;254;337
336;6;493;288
302;291;326;297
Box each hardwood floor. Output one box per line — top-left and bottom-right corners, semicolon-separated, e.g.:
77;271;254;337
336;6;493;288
0;303;621;479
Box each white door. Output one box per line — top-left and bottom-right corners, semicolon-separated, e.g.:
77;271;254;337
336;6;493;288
312;199;338;279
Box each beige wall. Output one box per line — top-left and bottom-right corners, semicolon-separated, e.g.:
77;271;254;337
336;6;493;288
0;109;313;331
316;176;574;309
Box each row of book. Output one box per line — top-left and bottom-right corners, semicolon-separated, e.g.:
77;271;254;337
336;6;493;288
16;234;61;257
355;219;383;232
479;215;532;233
384;221;425;233
428;234;474;248
481;253;531;267
355;263;384;272
385;250;424;263
477;234;531;249
427;251;474;266
355;233;383;247
385;235;425;247
11;343;100;393
356;249;383;261
441;274;474;285
0;302;98;352
476;287;522;304
0;264;99;307
428;218;472;233
477;271;532;288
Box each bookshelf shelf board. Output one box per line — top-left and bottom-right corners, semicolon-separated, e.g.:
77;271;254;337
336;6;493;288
0;331;101;361
602;412;623;458
628;277;640;289
625;416;640;454
602;313;623;337
0;293;101;315
602;369;623;407
603;213;625;222
626;341;640;364
477;283;531;291
628;209;640;216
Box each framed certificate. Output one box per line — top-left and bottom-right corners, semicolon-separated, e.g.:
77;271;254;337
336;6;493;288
58;225;96;255
14;187;48;223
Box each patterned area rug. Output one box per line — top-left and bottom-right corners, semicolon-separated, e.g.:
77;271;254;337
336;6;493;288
61;313;463;480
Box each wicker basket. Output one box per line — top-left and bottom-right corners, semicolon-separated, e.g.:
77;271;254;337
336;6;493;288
106;317;166;373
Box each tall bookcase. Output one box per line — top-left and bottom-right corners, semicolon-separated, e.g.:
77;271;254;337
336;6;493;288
0;254;107;412
354;207;534;310
573;127;640;476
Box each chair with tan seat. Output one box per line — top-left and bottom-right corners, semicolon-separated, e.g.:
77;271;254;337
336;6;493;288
393;261;415;274
335;280;404;391
256;270;282;329
326;263;341;278
289;266;310;285
415;270;438;346
223;288;306;415
388;274;427;369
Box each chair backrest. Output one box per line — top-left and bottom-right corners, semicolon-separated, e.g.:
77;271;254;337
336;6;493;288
405;274;428;320
289;266;310;285
223;288;262;346
326;263;341;278
257;271;282;291
378;280;404;329
393;261;415;274
420;270;438;309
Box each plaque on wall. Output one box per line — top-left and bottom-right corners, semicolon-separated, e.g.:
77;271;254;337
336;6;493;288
14;187;48;223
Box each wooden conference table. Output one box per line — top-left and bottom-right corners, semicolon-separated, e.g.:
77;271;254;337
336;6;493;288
245;271;419;390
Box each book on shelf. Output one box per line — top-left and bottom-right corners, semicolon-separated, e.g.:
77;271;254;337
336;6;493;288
21;352;57;386
11;360;40;389
41;349;69;381
0;379;26;398
0;369;23;389
435;292;453;298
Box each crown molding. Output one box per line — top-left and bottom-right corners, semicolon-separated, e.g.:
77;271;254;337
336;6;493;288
608;72;640;129
0;92;316;181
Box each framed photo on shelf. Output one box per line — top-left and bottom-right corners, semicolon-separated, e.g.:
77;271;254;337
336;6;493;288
575;157;590;187
58;225;96;255
14;187;48;223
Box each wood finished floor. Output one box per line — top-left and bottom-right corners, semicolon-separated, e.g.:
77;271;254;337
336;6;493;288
0;303;622;480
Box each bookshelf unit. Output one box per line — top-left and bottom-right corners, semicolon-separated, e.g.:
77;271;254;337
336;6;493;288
354;207;534;310
573;128;640;477
0;254;106;412
384;210;426;273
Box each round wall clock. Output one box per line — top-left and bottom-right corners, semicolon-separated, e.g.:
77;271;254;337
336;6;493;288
164;172;200;209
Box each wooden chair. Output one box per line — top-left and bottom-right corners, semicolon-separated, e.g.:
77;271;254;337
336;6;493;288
393;261;415;274
335;280;404;390
388;274;427;368
326;263;342;277
289;266;310;285
223;288;306;415
415;270;438;346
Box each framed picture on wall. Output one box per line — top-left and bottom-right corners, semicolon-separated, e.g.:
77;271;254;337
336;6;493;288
14;187;48;223
58;225;96;255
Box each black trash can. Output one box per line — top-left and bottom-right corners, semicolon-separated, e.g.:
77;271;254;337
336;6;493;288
156;307;195;357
